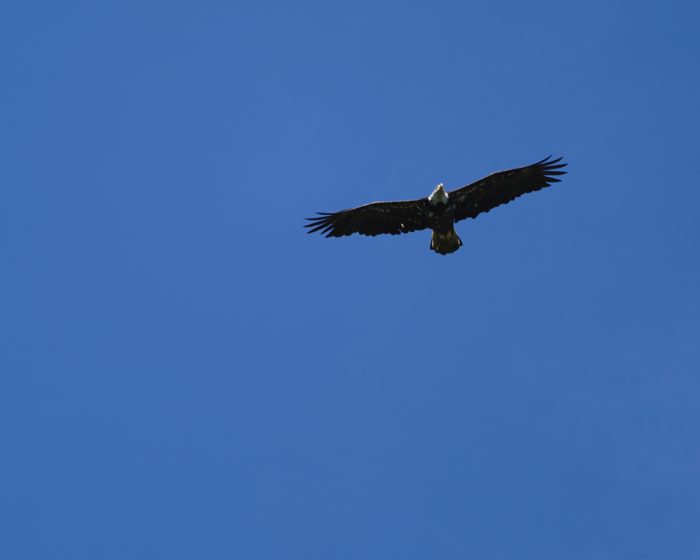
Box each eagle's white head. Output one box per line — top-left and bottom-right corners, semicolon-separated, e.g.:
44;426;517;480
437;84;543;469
428;183;449;206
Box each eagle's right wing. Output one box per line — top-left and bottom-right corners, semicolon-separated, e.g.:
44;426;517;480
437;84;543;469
448;156;567;223
305;198;430;237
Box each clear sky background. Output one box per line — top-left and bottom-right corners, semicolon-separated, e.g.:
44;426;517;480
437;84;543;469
2;1;700;558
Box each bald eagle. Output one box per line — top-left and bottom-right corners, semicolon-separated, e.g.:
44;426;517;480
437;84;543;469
305;156;567;255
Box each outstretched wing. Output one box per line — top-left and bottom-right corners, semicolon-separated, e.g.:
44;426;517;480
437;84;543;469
449;156;567;223
305;198;430;237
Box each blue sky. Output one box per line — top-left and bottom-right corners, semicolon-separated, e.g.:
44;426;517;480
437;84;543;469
2;1;700;558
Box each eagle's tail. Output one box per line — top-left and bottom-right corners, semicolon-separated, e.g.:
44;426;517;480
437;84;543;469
430;228;463;255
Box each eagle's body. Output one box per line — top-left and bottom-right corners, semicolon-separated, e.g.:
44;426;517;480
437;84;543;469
305;156;567;255
426;184;462;254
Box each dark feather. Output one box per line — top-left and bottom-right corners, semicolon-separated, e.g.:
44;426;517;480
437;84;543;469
449;156;567;222
305;199;430;237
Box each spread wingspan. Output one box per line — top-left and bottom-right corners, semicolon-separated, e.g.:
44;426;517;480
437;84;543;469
305;199;430;237
449;156;567;222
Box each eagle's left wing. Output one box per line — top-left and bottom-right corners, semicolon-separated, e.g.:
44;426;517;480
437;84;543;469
305;198;430;237
449;156;567;223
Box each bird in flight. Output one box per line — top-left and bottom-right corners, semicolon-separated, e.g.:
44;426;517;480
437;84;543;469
305;156;567;255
